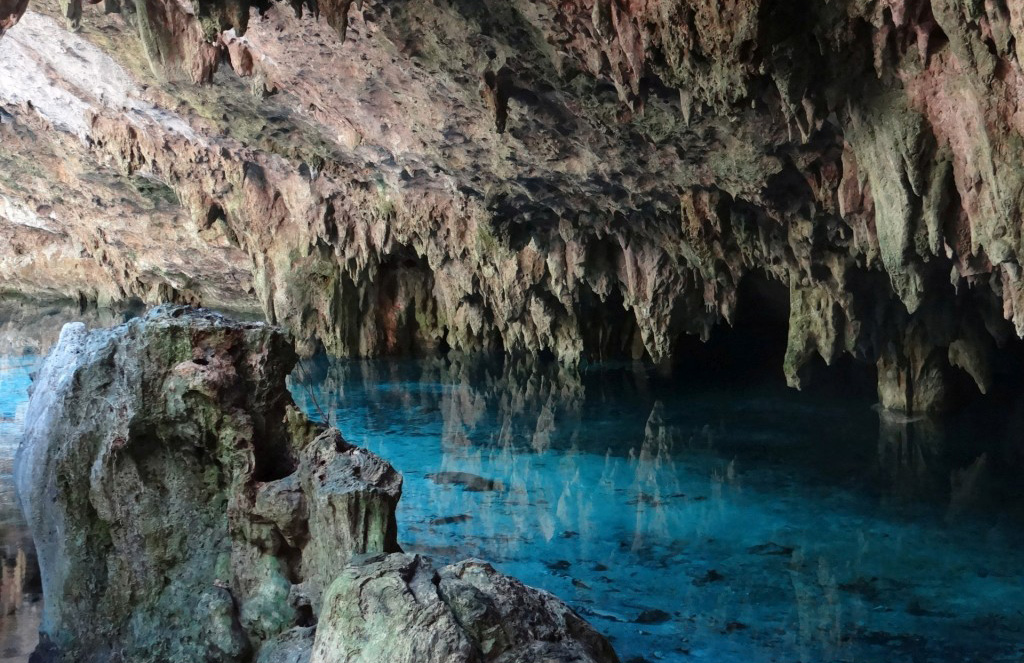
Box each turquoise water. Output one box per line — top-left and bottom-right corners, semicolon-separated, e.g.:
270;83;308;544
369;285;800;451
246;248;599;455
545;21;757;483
3;322;1024;662
290;357;1024;663
0;355;34;530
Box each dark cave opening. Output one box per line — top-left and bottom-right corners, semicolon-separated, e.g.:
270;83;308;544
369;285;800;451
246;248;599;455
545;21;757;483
373;246;438;357
670;270;877;399
579;285;645;362
671;270;788;380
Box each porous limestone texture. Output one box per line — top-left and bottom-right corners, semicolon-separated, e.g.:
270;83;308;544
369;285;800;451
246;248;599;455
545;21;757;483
14;306;402;662
3;1;1024;413
311;553;620;663
14;305;618;663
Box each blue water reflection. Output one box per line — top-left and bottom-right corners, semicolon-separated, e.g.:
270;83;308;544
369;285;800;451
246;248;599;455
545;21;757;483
290;357;1024;663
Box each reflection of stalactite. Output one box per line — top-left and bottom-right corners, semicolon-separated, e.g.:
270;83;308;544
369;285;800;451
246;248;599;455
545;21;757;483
788;551;845;663
947;453;992;520
627;402;688;551
875;415;947;503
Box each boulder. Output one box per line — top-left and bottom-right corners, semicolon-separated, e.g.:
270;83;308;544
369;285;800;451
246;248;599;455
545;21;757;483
311;553;620;663
15;305;617;663
15;306;401;663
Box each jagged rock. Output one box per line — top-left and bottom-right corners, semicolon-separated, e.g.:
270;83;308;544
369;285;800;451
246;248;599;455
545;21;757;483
310;553;619;663
4;1;1024;413
14;305;617;663
14;306;402;662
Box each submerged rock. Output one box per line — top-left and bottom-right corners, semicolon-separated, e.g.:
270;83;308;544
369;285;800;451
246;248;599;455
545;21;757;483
15;306;617;663
426;471;505;492
311;553;619;663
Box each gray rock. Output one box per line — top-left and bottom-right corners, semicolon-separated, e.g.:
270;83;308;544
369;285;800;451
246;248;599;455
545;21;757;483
311;553;620;663
16;305;617;663
15;306;402;663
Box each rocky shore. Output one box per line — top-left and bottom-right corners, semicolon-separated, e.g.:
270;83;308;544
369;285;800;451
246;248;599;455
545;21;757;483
14;306;618;663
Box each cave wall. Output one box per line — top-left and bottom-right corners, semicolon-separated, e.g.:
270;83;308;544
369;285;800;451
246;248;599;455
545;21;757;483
1;0;1024;413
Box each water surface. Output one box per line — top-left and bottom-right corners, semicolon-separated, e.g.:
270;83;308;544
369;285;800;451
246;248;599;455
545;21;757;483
1;302;1023;663
291;357;1024;663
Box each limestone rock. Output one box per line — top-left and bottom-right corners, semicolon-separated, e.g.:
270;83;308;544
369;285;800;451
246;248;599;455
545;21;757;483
311;553;620;663
14;305;617;663
5;1;1024;412
14;305;402;663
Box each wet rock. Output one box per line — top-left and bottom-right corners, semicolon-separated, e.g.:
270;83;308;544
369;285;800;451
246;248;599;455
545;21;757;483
310;553;619;663
14;306;402;663
546;560;572;571
426;471;504;492
634;609;671;625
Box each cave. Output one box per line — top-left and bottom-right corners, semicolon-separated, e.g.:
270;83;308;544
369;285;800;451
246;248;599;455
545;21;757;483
579;284;645;362
370;245;438;357
672;269;790;379
3;1;1024;662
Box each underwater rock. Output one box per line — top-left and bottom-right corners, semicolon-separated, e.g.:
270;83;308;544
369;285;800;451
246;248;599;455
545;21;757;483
429;514;473;526
426;471;504;492
692;569;725;586
746;542;795;557
14;306;402;662
310;553;620;663
634;609;672;625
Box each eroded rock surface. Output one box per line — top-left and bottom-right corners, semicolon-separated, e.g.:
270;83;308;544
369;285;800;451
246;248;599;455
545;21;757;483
14;306;402;662
3;1;1024;413
311;553;619;663
14;305;618;663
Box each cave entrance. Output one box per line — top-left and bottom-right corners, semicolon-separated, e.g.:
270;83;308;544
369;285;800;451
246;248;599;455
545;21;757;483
579;285;646;362
373;246;439;356
670;270;877;397
671;270;790;381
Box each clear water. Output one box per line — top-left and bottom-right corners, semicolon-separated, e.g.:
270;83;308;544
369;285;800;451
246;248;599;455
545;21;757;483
0;356;34;522
290;357;1024;663
0;354;41;661
2;311;1024;663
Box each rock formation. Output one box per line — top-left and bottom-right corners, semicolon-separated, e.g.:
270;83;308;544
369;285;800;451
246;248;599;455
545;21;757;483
14;306;617;663
312;553;619;663
2;1;1024;414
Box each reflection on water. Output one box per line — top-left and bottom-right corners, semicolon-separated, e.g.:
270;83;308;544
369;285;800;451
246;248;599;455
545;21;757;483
0;354;40;661
291;356;1024;663
1;298;1023;662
